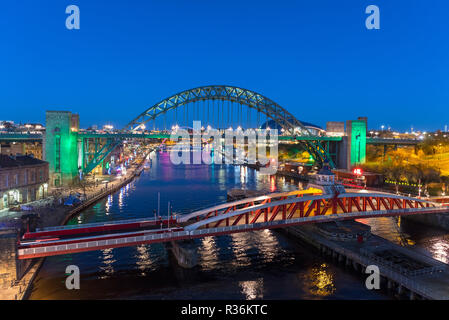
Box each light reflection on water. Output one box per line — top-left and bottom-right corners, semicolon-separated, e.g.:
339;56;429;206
199;237;219;271
135;245;151;276
99;248;116;280
305;263;336;297
239;278;264;300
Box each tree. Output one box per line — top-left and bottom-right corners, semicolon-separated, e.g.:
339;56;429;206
382;164;405;194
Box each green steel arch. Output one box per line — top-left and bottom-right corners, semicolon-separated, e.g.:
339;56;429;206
84;85;334;174
122;85;334;167
123;85;310;135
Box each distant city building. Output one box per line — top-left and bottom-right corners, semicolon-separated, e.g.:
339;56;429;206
0;155;49;210
326;121;345;137
0;121;45;133
0;142;43;160
261;119;325;136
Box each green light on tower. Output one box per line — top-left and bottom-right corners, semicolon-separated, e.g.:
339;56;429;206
348;120;366;167
45;111;80;186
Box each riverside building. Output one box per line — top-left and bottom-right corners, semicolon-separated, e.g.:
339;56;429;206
0;154;49;210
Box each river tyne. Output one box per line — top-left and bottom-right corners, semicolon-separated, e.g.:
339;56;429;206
29;151;449;300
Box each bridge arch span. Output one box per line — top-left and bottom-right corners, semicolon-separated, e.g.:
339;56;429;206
123;85;309;135
121;85;334;167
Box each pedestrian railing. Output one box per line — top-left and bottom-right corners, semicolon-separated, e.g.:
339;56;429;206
359;249;444;277
19;230;190;258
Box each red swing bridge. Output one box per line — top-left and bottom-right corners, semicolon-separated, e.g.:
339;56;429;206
17;189;449;260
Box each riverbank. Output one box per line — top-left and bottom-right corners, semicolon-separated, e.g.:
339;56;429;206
1;158;147;300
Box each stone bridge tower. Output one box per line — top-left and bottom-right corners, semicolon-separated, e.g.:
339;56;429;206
45;111;79;187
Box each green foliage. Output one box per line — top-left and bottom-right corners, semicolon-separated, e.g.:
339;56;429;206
361;162;441;185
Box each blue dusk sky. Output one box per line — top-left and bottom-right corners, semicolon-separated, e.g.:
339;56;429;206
1;0;448;131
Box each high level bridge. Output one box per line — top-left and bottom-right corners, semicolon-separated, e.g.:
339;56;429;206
18;190;447;259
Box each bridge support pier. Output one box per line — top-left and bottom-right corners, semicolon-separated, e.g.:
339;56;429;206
168;240;198;269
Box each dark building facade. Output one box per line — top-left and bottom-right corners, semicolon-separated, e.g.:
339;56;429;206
0;155;49;210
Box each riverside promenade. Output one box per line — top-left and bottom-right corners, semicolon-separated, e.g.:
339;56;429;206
0;157;147;300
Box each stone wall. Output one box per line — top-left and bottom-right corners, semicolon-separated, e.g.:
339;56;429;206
45;111;79;186
0;229;31;289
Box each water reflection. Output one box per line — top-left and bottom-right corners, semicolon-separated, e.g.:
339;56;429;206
199;237;219;271
429;240;449;264
270;176;276;192
239;278;264;300
135;244;152;276
99;248;116;279
118;188;124;209
240;166;246;184
256;229;279;263
105;195;113;214
229;232;252;268
305;263;336;297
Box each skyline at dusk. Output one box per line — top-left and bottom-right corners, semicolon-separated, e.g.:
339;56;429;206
4;1;449;305
2;0;448;131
